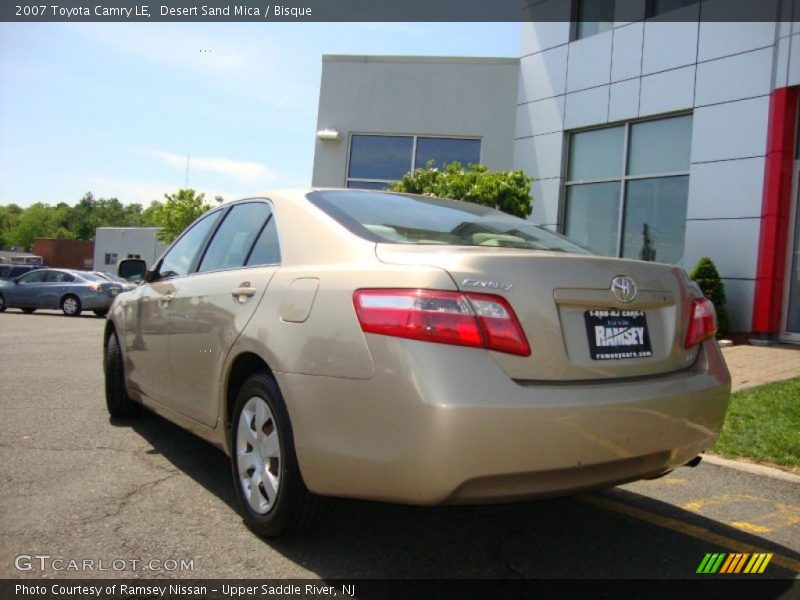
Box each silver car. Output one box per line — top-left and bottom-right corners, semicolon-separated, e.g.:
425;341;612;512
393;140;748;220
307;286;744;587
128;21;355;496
91;271;137;292
0;268;123;316
104;189;731;537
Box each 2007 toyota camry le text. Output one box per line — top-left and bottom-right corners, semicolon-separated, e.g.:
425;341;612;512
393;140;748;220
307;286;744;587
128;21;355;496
103;188;730;537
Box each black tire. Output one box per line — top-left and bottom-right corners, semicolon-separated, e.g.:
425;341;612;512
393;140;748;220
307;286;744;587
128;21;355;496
21;308;36;314
104;331;140;418
94;309;108;318
0;293;6;312
230;373;328;537
61;294;82;316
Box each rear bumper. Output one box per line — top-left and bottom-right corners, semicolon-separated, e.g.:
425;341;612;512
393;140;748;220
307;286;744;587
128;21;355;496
79;291;116;310
279;338;731;505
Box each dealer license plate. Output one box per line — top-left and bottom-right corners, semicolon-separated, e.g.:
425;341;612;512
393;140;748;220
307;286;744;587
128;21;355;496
584;309;653;361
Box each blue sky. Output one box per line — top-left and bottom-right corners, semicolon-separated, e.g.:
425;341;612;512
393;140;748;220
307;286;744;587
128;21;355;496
0;22;520;208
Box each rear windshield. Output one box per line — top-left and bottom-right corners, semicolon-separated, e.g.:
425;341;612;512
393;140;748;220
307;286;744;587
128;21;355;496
307;190;590;254
79;272;106;283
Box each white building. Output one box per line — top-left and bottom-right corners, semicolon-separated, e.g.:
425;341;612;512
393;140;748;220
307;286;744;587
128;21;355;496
92;227;167;274
311;11;800;341
313;55;519;189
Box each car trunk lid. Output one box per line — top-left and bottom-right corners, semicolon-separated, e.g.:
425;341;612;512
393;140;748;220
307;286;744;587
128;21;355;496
375;244;699;381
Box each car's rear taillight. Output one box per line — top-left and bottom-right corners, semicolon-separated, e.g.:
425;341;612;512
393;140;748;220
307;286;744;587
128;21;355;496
353;289;531;356
685;297;717;349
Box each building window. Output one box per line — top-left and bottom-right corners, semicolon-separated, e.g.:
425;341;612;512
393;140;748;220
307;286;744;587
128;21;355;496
346;134;481;190
104;253;118;265
564;114;692;265
573;0;615;41
647;0;698;18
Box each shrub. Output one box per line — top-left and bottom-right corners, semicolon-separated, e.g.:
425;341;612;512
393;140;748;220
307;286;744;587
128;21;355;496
689;256;731;336
388;162;533;219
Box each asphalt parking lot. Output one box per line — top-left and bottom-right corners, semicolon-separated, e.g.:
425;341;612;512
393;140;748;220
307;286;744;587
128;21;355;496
1;310;798;582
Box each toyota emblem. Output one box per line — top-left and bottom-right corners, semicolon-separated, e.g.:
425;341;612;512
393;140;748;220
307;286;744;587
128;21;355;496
611;276;638;303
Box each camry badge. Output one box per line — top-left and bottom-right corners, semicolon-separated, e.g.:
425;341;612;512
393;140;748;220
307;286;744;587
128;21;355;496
611;276;638;303
462;278;514;291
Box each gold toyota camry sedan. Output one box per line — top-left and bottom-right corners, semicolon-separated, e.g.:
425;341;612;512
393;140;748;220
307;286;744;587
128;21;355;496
104;188;731;537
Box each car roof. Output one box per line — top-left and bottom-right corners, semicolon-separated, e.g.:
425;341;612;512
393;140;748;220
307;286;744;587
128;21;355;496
31;267;82;276
215;188;314;206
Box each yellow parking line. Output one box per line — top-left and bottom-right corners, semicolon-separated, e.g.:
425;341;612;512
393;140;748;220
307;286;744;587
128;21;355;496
731;521;772;534
682;494;800;533
580;494;800;573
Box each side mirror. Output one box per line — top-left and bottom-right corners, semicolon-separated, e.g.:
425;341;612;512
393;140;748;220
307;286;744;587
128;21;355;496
118;259;148;283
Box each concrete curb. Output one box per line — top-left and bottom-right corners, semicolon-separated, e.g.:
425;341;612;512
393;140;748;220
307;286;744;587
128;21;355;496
703;453;800;483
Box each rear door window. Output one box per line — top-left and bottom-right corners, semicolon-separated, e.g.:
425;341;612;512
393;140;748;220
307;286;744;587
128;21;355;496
246;215;281;266
46;271;75;283
198;202;272;273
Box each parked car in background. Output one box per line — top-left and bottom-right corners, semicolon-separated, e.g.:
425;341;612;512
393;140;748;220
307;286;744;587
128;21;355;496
0;264;40;281
0;268;124;316
91;271;137;292
103;189;731;538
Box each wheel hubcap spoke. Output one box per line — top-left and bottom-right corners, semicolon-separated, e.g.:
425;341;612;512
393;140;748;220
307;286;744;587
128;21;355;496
247;470;265;512
262;471;279;504
237;451;258;477
238;409;258;449
261;431;279;459
254;400;267;433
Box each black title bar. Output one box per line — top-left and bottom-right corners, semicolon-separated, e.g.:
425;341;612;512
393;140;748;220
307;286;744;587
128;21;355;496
2;0;798;22
2;579;798;600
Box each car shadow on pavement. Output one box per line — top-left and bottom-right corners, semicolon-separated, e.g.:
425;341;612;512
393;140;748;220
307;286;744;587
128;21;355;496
11;310;102;319
124;409;800;583
122;411;238;511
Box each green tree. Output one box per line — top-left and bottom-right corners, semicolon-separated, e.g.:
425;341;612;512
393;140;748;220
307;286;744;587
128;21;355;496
0;204;24;250
388;162;534;219
66;192;146;240
140;200;165;227
150;188;211;243
0;190;210;250
689;256;731;337
4;203;69;251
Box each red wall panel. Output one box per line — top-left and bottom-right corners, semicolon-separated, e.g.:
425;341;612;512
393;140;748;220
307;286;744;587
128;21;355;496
32;239;95;270
752;88;798;334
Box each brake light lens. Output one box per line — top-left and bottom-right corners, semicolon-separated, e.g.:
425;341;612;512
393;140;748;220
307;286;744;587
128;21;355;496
353;289;531;357
685;297;717;349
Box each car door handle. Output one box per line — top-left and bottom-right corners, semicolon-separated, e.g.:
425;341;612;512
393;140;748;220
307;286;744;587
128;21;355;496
158;294;174;307
232;286;257;299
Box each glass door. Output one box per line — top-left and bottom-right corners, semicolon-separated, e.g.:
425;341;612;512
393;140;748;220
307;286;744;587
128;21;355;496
782;164;800;342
